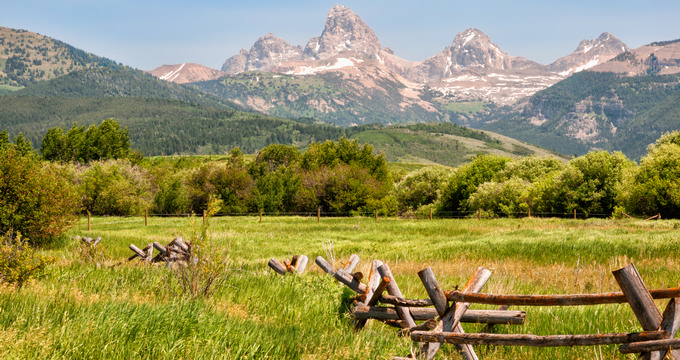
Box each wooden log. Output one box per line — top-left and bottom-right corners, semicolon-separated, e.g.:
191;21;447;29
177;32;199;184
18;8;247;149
355;277;391;330
353;306;526;324
283;259;294;273
613;263;664;360
620;338;680;353
315;256;335;274
379;295;433;307
152;241;168;256
418;266;481;360
145;244;153;262
172;237;189;252
364;260;384;301
295;255;308;274
436;266;491;360
657;297;680;360
613;264;662;330
343;254;360;273
377;264;416;328
445;287;680;306
334;268;367;294
129;244;146;259
268;258;287;276
412;330;670;347
418;267;448;315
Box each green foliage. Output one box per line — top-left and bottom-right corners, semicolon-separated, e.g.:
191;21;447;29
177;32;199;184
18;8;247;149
0;231;54;289
79;160;154;216
437;154;511;214
468;177;532;217
391;166;448;212
300;139;391;213
619;132;680;217
166;201;233;298
0;146;79;244
74;237;107;265
41;119;131;162
152;170;192;215
549;151;634;216
13;132;33;155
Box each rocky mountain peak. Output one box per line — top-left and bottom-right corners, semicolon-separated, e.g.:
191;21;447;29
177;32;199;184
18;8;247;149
304;4;382;60
221;33;303;74
405;28;542;83
549;32;628;74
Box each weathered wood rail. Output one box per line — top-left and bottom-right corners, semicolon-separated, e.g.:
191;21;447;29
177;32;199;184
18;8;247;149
311;256;680;359
268;255;309;275
129;237;191;263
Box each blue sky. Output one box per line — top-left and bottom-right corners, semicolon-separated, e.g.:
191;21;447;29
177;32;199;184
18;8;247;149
2;0;679;70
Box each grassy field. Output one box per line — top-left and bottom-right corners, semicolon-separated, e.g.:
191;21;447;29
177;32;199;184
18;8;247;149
2;216;680;359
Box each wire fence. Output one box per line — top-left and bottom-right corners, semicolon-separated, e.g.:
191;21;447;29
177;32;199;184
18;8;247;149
79;208;651;231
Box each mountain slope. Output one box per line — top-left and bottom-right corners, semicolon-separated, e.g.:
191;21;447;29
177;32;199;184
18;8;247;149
0;26;122;88
13;66;241;109
478;56;680;158
149;63;225;84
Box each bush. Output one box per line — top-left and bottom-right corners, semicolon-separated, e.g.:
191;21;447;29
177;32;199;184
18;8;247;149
437;154;511;215
79;159;155;216
392;166;447;212
619;136;680;217
0;146;79;245
0;231;55;289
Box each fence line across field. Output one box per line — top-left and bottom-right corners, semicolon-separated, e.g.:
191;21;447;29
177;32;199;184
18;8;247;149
79;209;661;231
297;254;680;360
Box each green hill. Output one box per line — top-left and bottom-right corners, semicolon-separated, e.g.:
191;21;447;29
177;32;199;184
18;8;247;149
12;66;241;110
0;95;346;155
0;26;122;88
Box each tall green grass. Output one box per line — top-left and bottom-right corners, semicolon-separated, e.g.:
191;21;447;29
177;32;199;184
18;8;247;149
2;216;679;359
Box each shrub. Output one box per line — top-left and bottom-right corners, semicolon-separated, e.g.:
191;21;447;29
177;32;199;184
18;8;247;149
0;231;55;289
619;138;680;218
79;159;155;216
437;154;511;215
392;166;448;212
0;146;79;245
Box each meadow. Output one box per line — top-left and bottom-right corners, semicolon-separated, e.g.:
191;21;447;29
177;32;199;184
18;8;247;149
2;215;680;359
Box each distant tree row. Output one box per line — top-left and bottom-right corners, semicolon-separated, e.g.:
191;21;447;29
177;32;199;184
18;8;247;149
3;128;680;247
40;118;132;162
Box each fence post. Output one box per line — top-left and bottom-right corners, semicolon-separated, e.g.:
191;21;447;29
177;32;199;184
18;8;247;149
87;212;91;231
260;208;263;223
145;209;148;227
203;210;206;225
375;209;378;221
317;207;321;223
430;207;433;220
478;209;481;220
574;208;577;219
613;263;663;360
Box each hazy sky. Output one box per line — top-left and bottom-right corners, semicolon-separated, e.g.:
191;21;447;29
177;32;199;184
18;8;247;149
3;0;679;70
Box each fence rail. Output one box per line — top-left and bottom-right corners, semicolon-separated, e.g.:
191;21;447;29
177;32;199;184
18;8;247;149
303;255;680;360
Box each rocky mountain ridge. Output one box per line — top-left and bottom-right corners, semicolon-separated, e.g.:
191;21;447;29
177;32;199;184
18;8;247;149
154;5;629;106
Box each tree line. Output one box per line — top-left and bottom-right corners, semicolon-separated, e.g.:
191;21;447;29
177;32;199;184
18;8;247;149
2;118;680;246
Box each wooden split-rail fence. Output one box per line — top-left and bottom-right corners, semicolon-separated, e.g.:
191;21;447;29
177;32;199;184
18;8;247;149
268;255;309;276
128;237;191;263
312;255;680;360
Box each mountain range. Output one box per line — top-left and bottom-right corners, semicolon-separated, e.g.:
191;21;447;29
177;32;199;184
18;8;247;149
2;5;680;160
151;5;629;107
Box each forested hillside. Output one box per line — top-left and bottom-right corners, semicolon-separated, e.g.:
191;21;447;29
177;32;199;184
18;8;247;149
480;71;680;158
0;26;122;88
12;67;240;109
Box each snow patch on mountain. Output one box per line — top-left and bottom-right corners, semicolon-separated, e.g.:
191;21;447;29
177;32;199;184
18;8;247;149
286;58;356;75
